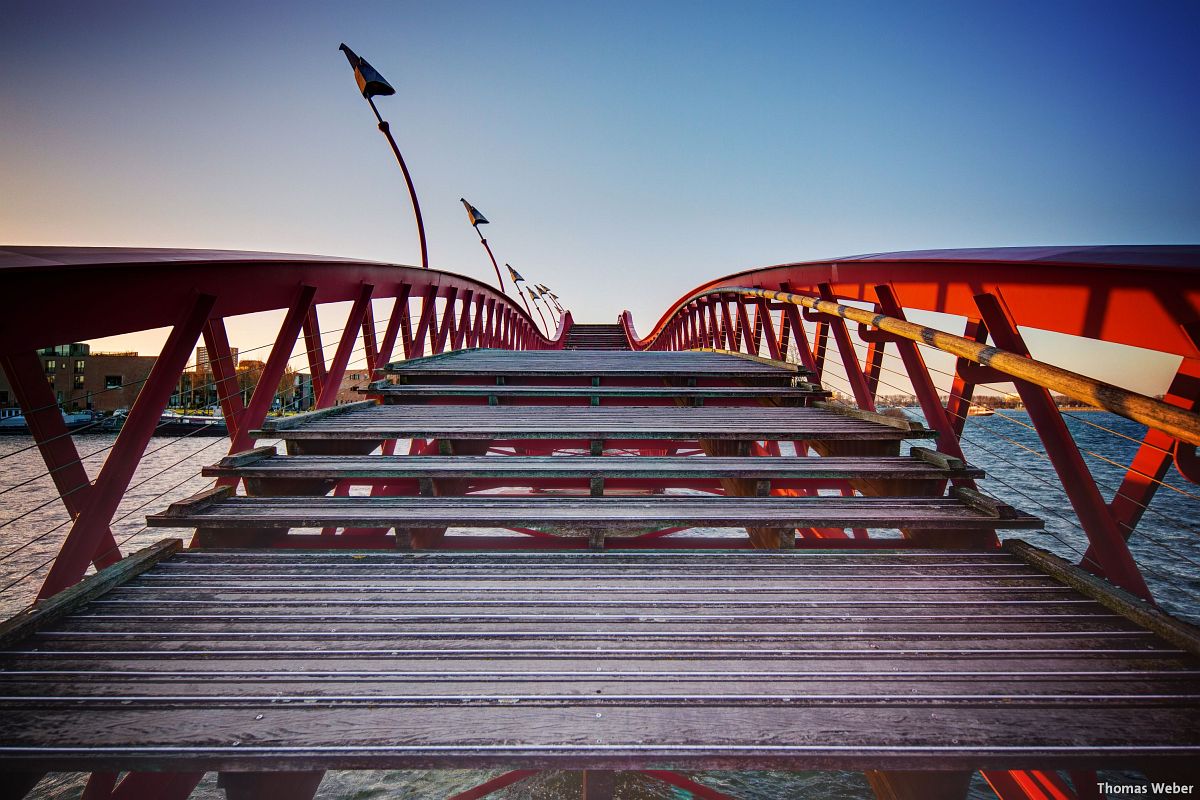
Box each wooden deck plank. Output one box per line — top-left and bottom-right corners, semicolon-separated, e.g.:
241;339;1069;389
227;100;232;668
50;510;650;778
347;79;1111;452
147;494;1040;533
204;453;983;481
4;548;1197;773
382;348;802;379
253;404;934;441
366;384;828;398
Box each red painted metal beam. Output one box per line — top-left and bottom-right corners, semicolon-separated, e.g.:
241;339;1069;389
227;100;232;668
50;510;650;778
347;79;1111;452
639;771;739;800
982;769;1077;800
39;292;216;598
975;291;1152;599
446;769;539;800
224;285;317;457
201;317;246;438
0;350;120;569
819;283;875;411
317;282;374;409
301;305;327;399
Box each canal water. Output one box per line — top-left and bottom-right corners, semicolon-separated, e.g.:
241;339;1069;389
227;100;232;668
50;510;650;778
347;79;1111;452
2;411;1192;798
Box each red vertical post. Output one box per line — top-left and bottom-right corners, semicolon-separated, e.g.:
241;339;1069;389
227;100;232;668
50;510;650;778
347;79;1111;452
360;300;379;373
975;291;1152;599
39;293;216;598
317;283;374;409
811;318;829;380
201;317;246;439
301;306;327;399
947;319;991;437
0;350;120;568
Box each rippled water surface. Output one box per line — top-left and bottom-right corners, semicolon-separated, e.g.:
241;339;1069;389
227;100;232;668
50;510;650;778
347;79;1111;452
2;411;1195;798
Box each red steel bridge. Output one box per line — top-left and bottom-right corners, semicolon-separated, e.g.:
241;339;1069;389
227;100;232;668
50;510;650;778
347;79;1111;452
0;244;1199;799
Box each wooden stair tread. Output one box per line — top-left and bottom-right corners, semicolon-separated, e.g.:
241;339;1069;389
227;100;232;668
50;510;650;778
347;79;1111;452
255;403;933;441
204;451;982;481
149;493;1041;533
383;348;804;378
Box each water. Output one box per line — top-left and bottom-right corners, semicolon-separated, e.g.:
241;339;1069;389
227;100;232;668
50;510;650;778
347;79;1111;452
2;413;1196;798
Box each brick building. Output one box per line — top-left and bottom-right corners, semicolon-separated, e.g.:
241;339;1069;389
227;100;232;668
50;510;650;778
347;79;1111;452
0;343;158;413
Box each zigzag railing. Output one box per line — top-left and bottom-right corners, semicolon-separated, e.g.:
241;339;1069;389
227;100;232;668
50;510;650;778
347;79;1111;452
0;247;569;600
621;246;1200;600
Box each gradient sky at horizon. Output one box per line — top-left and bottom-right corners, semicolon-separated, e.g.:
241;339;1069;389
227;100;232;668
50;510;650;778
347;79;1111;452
2;1;1198;393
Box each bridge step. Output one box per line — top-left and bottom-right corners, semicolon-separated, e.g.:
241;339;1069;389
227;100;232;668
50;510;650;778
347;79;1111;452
564;323;630;350
1;547;1197;774
149;491;1041;540
203;449;983;486
365;383;830;403
254;402;933;444
383;348;804;380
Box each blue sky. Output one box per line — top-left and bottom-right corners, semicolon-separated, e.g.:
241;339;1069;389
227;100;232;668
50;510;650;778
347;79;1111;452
1;0;1197;390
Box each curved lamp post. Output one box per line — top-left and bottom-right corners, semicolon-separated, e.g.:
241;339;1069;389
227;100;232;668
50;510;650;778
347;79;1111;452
460;198;507;293
339;43;429;270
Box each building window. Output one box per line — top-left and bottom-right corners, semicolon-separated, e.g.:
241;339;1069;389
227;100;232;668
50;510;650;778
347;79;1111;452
104;375;122;390
75;360;86;373
73;375;85;389
45;359;56;372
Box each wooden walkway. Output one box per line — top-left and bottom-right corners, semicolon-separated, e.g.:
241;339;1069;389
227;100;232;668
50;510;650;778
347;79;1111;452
1;545;1198;774
5;345;1200;789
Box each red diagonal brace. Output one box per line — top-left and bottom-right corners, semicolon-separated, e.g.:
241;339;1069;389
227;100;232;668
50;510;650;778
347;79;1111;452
639;771;740;799
301;305;327;398
446;770;539;800
874;284;972;480
818;283;874;411
223;285;317;458
317;283;374;409
40;292;216;597
975;291;1152;599
201;317;246;440
0;350;120;568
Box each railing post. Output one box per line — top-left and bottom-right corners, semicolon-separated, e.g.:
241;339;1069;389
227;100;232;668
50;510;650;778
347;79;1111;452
946;318;991;436
975;291;1152;599
360;299;379;372
39;292;216;598
202;318;246;439
301;306;327;399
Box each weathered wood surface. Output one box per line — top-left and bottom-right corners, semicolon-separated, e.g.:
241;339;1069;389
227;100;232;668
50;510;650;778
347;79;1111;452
0;539;181;649
1;550;1198;772
255;405;935;441
383;348;802;378
147;494;1040;534
203;453;984;482
367;384;829;399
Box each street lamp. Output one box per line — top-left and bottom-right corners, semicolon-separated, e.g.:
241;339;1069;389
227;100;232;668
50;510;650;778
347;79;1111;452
339;43;429;270
460;198;508;293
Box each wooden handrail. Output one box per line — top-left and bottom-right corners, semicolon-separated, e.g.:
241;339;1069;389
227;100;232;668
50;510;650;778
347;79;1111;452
695;287;1200;448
